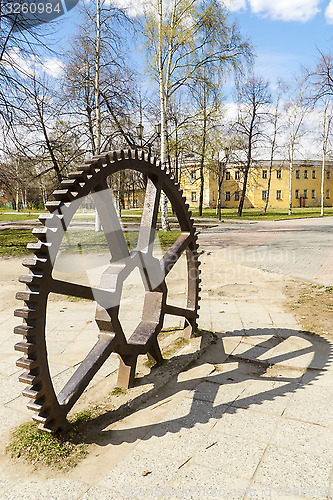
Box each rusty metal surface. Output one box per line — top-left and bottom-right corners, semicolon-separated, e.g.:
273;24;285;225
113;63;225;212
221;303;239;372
14;150;201;433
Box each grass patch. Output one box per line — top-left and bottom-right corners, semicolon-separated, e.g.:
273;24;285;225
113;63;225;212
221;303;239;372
5;410;97;470
109;386;127;396
0;229;37;257
163;337;190;359
192;207;333;221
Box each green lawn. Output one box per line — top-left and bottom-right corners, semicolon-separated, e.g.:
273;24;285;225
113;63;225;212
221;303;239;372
0;229;181;257
191;207;333;221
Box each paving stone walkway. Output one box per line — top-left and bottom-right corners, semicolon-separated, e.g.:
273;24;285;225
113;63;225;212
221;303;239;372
0;218;332;499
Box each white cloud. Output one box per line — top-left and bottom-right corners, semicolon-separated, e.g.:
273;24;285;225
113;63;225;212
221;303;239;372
325;0;333;22
42;58;65;77
221;0;246;11
248;0;321;22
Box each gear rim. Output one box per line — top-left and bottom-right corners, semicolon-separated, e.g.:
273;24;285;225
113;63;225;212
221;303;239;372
14;149;201;433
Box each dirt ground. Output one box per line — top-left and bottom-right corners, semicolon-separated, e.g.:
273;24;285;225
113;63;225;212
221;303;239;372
285;280;333;339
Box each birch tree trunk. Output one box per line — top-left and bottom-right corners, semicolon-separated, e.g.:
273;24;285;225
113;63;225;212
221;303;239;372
95;0;102;231
321;84;328;217
158;0;170;231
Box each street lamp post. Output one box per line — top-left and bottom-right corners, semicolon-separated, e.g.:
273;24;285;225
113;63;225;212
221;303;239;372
136;123;161;155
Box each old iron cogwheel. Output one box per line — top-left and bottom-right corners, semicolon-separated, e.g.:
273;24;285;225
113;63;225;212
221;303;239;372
14;150;201;433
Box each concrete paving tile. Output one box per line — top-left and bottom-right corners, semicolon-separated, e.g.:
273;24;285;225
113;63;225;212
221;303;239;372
245;483;307;499
193;433;267;480
162;397;228;433
188;379;250;406
253;444;332;499
165;463;250;499
232;379;298;415
98;449;180;497
209;407;280;443
136;422;207;463
301;368;333;387
79;486;125;499
0;375;24;405
283;385;333;426
270;417;333;459
2;478;88;500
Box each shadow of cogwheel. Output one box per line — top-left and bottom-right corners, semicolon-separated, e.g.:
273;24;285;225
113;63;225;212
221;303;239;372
14;150;201;433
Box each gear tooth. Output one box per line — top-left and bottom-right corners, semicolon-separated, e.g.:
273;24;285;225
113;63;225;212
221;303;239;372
68;171;88;182
45;201;65;214
27;241;50;255
19;273;42;285
138;150;144;161
38;213;54;226
52;189;75;202
14;324;36;337
22;387;42;400
14;307;38;320
27;399;44;412
14;342;36;354
32;413;49;425
19;372;36;385
16;357;37;370
16;291;39;302
32;227;51;242
22;256;47;269
61;179;80;191
80;164;95;174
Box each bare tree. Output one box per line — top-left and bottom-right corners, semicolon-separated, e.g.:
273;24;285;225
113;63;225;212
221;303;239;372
264;83;282;213
283;74;314;216
233;75;271;217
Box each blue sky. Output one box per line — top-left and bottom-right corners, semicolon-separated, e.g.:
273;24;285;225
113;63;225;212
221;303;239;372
55;0;333;88
235;4;333;83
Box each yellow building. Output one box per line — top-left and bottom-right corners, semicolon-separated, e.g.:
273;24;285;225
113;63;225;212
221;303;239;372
180;160;333;209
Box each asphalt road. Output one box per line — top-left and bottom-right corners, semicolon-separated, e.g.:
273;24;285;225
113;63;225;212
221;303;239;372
199;217;333;286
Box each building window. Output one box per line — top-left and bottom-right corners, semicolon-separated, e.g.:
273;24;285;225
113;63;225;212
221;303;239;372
262;190;267;200
304;189;308;199
295;189;300;199
296;170;300;179
225;191;230;201
276;190;282;200
234;191;240;201
212;172;215;180
212;191;215;201
327;171;331;180
312;170;316;179
311;189;316;199
235;171;240;180
326;189;331;199
304;170;308;179
190;170;196;180
262;170;267;179
225;171;230;180
191;192;197;202
277;170;282;179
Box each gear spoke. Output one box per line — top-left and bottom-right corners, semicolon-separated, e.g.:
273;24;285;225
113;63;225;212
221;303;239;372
160;232;193;276
164;304;197;319
57;334;116;411
49;278;117;309
136;178;161;253
93;183;130;262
